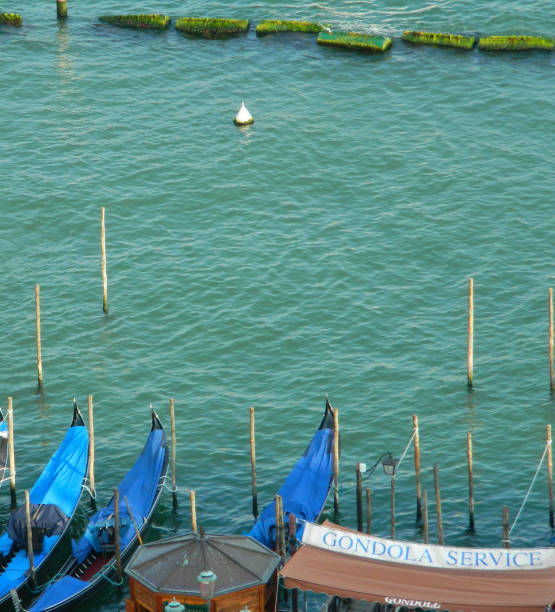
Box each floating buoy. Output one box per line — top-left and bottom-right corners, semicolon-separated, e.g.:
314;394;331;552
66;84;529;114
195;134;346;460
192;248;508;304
234;102;254;126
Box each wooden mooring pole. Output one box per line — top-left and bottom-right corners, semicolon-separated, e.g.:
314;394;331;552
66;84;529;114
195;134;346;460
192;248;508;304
548;425;554;530
466;278;474;388
366;487;371;534
467;432;475;531
275;494;285;561
35;285;43;389
549;288;554;393
390;476;396;539
413;415;422;524
189;490;197;532
356;462;363;532
114;488;122;579
333;408;339;516
423;490;429;544
88;395;96;502
467;277;474;388
250;406;258;519
8;397;16;507
100;207;108;314
502;506;510;548
433;463;444;545
170;399;177;509
24;490;35;588
56;0;67;18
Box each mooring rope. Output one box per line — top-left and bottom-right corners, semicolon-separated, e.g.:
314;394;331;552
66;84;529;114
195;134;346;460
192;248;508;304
509;439;550;535
396;429;417;473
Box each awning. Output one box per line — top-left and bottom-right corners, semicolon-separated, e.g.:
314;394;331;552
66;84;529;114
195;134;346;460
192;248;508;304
280;536;555;611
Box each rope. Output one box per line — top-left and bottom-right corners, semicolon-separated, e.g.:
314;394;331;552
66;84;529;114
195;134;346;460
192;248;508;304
509;440;550;535
82;483;97;499
396;429;417;473
98;570;124;586
163;482;178;493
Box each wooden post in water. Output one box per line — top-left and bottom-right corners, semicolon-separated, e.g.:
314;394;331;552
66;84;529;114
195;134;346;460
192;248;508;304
289;512;299;612
502;506;510;548
87;395;95;502
35;285;43;389
333;408;339;515
170;399;177;509
549;288;554;393
114;488;122;579
433;464;444;545
423;490;429;544
250;406;258;519
467;432;475;531
548;425;554;530
288;513;297;555
356;462;363;532
25;490;35;588
190;490;197;532
390;477;396;539
366;487;371;534
467;277;474;388
413;415;422;523
100;207;108;314
275;494;285;561
56;0;67;18
8;397;16;507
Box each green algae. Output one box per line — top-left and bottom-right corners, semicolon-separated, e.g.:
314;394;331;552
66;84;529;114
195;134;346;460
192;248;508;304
99;14;171;30
478;35;554;51
402;31;475;50
256;20;327;36
317;31;392;53
0;13;22;26
175;17;249;38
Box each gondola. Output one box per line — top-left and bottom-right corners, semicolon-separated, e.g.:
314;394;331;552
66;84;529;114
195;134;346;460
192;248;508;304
0;409;8;488
0;402;89;607
28;410;168;612
248;397;337;550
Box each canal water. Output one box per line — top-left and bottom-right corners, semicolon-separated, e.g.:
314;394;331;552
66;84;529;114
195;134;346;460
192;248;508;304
1;0;555;608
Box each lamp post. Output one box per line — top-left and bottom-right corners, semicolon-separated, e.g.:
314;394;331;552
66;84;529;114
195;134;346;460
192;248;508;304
356;453;399;535
165;598;186;612
198;569;217;611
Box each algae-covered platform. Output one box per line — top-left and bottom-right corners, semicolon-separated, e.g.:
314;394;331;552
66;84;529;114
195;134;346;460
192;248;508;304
256;20;326;36
317;31;392;53
402;31;475;50
175;17;249;37
0;13;22;26
478;35;554;51
99;14;171;30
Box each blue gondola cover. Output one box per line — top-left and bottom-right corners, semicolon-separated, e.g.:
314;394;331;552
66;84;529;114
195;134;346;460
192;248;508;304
248;399;336;549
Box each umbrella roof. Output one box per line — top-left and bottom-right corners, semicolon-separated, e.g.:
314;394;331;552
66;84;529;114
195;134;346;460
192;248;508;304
125;532;281;596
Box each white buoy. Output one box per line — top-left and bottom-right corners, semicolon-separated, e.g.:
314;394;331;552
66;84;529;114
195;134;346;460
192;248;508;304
234;102;254;126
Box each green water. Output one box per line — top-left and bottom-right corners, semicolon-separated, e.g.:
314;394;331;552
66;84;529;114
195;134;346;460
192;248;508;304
1;1;555;608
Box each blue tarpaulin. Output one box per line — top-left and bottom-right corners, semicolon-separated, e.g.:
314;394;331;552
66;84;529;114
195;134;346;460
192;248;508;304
248;399;336;549
29;413;167;612
0;406;89;603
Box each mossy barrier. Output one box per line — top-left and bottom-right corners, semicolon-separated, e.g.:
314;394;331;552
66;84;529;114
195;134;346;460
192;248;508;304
256;20;326;36
478;35;554;51
402;31;475;50
99;14;171;30
0;12;22;26
317;31;392;53
175;18;249;38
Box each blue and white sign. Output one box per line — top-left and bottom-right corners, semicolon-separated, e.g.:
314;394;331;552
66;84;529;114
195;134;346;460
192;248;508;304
302;523;555;570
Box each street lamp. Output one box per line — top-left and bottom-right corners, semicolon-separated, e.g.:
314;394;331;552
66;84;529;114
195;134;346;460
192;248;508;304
356;452;399;532
198;569;217;602
165;598;186;612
